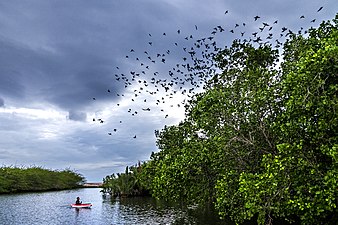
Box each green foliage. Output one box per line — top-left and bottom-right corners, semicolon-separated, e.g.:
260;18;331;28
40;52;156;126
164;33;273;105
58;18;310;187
120;14;338;224
147;30;283;212
0;166;85;193
101;163;149;197
233;16;338;224
144;121;226;205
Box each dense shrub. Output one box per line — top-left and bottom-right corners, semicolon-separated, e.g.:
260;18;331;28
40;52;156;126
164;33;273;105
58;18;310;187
0;166;85;193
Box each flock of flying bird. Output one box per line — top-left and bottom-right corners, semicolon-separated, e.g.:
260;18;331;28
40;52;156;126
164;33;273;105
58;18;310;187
91;6;325;139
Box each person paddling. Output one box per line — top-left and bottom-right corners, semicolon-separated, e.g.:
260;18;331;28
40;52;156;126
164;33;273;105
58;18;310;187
75;197;82;205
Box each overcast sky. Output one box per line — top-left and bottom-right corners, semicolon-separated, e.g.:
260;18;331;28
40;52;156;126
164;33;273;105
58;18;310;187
0;0;336;182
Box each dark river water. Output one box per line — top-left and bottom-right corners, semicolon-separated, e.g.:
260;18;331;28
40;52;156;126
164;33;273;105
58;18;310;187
0;188;233;225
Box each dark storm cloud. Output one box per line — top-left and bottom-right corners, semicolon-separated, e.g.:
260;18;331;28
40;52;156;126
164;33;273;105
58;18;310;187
0;37;34;100
0;35;122;110
0;0;175;111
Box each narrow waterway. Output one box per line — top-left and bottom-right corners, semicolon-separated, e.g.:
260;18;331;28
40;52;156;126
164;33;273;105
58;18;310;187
0;188;233;225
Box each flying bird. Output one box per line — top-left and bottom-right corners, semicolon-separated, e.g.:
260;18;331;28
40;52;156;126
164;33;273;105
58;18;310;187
317;6;323;12
254;15;260;21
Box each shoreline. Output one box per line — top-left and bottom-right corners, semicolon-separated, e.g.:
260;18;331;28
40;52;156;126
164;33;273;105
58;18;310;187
82;182;103;188
0;185;103;195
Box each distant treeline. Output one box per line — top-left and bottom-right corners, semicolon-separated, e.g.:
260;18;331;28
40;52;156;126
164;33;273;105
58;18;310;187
0;166;85;194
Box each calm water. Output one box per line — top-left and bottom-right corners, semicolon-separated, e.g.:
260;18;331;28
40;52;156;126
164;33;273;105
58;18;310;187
0;188;232;225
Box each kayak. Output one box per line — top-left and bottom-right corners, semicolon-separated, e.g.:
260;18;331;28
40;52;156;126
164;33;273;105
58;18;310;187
71;203;92;208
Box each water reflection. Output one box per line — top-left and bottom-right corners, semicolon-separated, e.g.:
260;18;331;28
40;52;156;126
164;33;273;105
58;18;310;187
74;207;91;218
103;195;232;225
0;188;233;225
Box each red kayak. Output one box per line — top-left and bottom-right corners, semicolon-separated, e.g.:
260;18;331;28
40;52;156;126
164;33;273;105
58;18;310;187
71;203;92;208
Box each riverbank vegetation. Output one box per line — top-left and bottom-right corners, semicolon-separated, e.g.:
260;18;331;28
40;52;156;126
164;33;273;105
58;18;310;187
101;163;149;197
103;15;338;225
0;166;85;194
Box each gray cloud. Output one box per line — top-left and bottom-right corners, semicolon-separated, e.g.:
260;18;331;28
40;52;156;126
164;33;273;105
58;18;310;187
0;98;4;107
68;111;87;121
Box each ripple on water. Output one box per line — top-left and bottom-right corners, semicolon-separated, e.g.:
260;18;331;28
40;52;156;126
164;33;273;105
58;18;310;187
0;189;230;225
